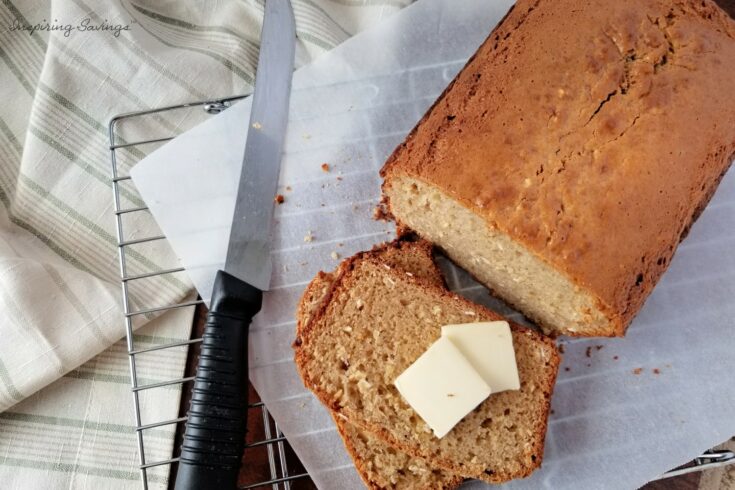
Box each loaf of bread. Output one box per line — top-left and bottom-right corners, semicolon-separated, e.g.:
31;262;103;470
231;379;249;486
297;239;462;489
381;0;735;336
294;248;560;482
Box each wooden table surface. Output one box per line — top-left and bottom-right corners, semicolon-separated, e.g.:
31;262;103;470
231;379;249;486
171;1;735;488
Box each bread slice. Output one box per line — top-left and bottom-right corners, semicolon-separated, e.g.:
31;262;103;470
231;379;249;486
295;253;560;482
296;238;444;337
297;239;463;489
334;414;463;489
381;0;735;337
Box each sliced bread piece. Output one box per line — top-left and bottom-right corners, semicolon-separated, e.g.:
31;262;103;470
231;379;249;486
296;238;444;337
297;239;462;489
295;256;560;482
334;414;463;490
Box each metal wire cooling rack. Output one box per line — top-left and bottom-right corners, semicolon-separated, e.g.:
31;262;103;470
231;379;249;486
109;95;735;489
109;96;310;490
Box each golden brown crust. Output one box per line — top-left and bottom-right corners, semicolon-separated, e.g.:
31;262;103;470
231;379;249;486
382;0;735;335
295;256;560;481
295;237;444;346
332;416;464;490
295;271;334;337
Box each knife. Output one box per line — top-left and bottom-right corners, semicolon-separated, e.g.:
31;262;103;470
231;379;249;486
173;1;295;489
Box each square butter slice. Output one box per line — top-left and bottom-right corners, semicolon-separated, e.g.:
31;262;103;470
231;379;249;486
442;321;520;393
394;336;491;438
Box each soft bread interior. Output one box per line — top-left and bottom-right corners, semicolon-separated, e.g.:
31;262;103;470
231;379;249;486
295;257;559;481
297;240;463;489
296;239;444;339
385;176;614;336
335;418;462;489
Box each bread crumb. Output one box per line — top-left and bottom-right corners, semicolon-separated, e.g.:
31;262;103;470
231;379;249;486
302;133;311;140
633;368;643;375
613;355;619;360
564;367;570;372
274;194;284;204
337;242;343;247
540;348;550;362
558;344;565;354
303;231;314;242
595;345;604;351
331;251;340;260
373;204;390;221
447;393;455;397
585;346;592;358
653;368;661;375
321;163;330;172
357;379;372;393
251;122;262;129
336;176;343;181
286;186;292;192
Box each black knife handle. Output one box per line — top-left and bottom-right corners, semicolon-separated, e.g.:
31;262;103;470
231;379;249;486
174;270;262;490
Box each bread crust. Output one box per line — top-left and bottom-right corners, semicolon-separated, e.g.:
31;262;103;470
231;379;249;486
295;237;444;345
381;0;735;336
332;415;464;490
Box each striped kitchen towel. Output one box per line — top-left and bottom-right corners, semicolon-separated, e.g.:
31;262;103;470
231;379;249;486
0;0;411;488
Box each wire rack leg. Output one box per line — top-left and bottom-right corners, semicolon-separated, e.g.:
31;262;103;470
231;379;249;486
261;406;279;490
110;125;149;489
275;422;290;490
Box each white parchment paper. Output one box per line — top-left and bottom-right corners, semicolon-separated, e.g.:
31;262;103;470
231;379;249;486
131;0;735;488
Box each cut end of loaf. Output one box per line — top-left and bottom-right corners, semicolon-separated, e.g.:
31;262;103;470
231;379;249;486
384;176;623;337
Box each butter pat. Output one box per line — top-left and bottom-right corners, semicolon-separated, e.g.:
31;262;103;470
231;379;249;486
394;336;491;438
442;321;520;393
